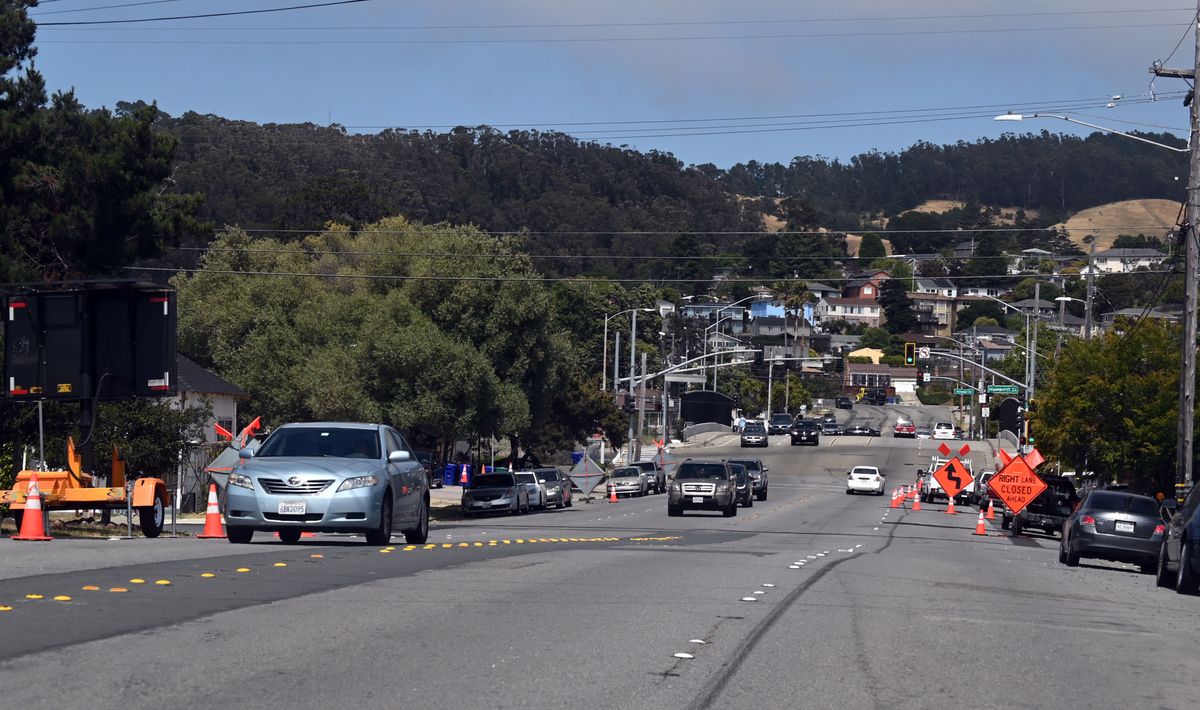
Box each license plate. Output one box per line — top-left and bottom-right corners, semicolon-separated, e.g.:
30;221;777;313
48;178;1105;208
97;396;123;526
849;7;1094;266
492;500;507;506
1115;521;1135;533
692;496;705;504
278;500;306;515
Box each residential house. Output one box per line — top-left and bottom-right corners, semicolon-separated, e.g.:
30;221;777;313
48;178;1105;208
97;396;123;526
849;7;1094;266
909;292;957;337
1007;248;1054;275
847;347;885;364
957;285;1007;298
680;302;748;334
1008;298;1059;319
804;282;840;301
816;297;883;329
1100;307;1181;327
954;241;976;259
1091;248;1168;274
749;316;789;337
841;270;890;300
915;278;957;298
843;363;919;397
171;355;249;511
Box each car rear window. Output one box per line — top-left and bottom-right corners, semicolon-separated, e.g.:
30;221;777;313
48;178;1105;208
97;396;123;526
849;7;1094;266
1085;491;1159;516
515;473;537;484
472;474;514;488
537;470;560;482
676;463;729;480
612;468;641;477
633;461;657;472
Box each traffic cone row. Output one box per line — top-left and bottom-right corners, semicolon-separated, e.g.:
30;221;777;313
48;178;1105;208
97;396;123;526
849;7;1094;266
13;473;51;541
912;492;921;511
889;489;901;508
973;509;988;536
196;483;226;539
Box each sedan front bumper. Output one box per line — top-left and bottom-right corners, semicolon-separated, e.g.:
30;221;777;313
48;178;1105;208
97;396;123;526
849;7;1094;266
225;484;382;531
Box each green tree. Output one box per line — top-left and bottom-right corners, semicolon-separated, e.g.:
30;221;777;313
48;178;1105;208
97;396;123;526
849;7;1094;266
879;279;917;334
858;327;892;350
858;232;886;259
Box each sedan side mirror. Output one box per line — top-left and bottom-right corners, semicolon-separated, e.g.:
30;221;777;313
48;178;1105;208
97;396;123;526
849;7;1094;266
762;467;769;472
388;450;411;463
238;448;255;460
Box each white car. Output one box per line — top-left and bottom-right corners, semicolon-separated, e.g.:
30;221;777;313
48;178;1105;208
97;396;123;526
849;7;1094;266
846;466;885;495
514;471;547;510
932;422;956;440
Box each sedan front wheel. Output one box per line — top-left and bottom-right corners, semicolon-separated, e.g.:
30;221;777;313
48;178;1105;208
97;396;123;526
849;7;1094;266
365;495;393;545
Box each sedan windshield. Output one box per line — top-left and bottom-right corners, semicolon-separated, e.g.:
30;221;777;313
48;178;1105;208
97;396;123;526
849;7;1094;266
255;427;380;459
676;464;729;480
1085;491;1159;516
743;424;766;434
472;474;515;489
729;460;761;472
771;414;793;424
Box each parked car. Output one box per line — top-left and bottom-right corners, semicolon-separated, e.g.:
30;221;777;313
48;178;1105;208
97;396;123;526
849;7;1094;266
835;396;854;409
225;422;430;545
740;422;768;448
893;420;916;438
514;470;547;510
1156;484;1200;594
768;413;795;435
919;456;976;505
608;466;649;498
667;459;737;517
462;471;529;517
790;420;820;446
730;462;754;508
729;458;768;501
1008;475;1078;536
846;465;885;495
844;424;880;437
534;468;572;509
413;448;441;488
932;422;955;440
631;459;665;494
1060;490;1164;573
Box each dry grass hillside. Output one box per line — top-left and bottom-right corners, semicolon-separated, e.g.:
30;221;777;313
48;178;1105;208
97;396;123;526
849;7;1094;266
845;233;894;257
1052;199;1182;250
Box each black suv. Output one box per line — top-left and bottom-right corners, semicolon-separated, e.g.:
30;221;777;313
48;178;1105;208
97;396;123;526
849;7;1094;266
790;420;820;446
1007;475;1079;536
768;413;795;435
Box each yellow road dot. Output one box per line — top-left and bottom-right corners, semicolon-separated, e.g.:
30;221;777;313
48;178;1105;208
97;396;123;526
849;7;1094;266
404;546;416;551
473;542;483;547
25;594;43;600
236;568;251;573
516;539;525;544
54;596;72;602
109;588;128;593
200;573;216;578
310;554;324;559
503;540;511;544
81;585;100;591
379;549;392;554
154;580;171;586
0;606;12;612
487;541;497;545
442;543;453;549
457;542;469;547
274;562;288;567
130;579;146;585
423;544;435;550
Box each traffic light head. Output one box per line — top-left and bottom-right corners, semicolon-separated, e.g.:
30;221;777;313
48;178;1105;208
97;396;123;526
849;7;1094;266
904;342;916;366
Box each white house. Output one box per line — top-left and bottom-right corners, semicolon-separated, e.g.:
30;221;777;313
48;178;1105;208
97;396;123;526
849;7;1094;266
1091;248;1168;274
171;356;249;511
816;297;883;328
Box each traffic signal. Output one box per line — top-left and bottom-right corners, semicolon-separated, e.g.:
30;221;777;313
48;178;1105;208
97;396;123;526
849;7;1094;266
903;342;916;366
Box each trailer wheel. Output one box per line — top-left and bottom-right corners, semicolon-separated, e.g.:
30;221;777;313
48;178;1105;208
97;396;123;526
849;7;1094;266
139;494;165;538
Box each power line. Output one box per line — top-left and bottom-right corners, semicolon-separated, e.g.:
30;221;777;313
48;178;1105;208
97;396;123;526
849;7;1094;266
32;0;191;17
36;0;375;26
34;7;1196;29
33;21;1189;38
213;225;1178;236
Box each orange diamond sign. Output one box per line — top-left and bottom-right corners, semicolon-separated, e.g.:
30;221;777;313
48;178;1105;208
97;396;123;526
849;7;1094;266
987;456;1048;516
932;457;974;499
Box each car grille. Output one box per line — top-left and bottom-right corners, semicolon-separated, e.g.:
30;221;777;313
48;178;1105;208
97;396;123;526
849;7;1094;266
258;477;334;495
681;483;716;495
263;513;324;522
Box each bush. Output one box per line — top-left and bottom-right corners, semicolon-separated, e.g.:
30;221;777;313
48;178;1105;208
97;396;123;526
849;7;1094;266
917;388;953;405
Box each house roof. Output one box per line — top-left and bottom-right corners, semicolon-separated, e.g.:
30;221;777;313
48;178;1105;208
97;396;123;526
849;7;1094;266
177;355;248;398
1009;298;1058;310
825;297;881;307
805;282;837;293
845;363;919;375
1021;248;1053;255
1093;248;1167;259
954;325;1014;336
915;277;955;290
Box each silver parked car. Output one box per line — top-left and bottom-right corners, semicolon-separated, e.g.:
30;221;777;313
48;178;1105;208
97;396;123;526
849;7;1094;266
226;422;429;545
514;471;547;510
608;466;649;497
534;468;573;509
462;472;530;516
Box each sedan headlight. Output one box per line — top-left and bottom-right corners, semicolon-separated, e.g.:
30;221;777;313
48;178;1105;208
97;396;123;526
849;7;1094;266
337;475;380;492
229;472;254;490
548;486;561;493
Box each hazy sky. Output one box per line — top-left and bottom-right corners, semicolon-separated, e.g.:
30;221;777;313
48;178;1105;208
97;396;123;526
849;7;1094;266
28;0;1200;166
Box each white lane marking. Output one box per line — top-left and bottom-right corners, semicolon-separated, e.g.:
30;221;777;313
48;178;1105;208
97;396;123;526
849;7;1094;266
741;597;759;602
855;544;864;548
788;565;800;569
807;555;817;559
689;639;708;644
874;527;880;531
816;553;826;557
762;583;775;588
674;652;695;659
753;590;766;595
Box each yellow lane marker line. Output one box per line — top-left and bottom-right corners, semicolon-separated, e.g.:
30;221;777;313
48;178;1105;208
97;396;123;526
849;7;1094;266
274;562;288;567
154;580;171;586
0;606;12;612
236;567;251;573
109;588;128;593
54;595;72;602
310;554;324;559
442;543;453;549
200;573;216;578
473;542;483;547
81;585;100;591
25;594;43;600
129;579;146;585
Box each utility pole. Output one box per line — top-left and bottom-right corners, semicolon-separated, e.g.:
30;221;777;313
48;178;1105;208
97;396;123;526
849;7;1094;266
1084;238;1097;341
636;352;647;462
627;310;638;463
613;331;620;403
1153;10;1200;502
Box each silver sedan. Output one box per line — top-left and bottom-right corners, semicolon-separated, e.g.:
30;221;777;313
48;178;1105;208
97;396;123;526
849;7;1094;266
225;422;429;545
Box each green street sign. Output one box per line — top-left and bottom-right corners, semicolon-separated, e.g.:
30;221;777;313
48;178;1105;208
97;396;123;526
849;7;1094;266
987;384;1020;395
952;388;975;395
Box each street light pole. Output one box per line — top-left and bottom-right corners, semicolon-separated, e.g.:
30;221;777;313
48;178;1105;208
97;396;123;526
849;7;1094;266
1153;14;1200;502
1085;239;1097;341
627;309;638;462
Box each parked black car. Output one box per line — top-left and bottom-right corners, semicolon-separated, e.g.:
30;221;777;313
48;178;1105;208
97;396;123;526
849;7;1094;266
790;420;820;446
835;397;854;409
1157;484;1200;594
1060;490;1164;573
1008;475;1078;536
768;413;795;435
730;462;754;508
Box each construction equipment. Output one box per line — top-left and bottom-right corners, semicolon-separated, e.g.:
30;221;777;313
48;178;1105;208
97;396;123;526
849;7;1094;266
1;439;168;538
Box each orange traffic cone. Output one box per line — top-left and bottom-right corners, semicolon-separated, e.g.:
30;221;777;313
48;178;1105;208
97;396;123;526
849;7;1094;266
945;497;956;515
912;493;921;511
13;473;52;541
973;509;987;535
196;483;226;539
459;464;469;486
986;499;996;521
609;483;618;503
889;489;901;508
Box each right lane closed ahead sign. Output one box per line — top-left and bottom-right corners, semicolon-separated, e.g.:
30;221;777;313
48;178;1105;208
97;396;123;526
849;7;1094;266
987;456;1047;516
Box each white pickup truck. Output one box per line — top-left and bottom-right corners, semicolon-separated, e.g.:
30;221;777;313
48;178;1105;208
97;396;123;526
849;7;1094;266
918;455;975;505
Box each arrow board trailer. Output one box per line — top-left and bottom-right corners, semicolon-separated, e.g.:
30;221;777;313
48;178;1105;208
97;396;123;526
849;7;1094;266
919;456;975;505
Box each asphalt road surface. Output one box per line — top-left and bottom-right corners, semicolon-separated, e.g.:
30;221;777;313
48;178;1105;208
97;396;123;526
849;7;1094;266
1;404;1198;709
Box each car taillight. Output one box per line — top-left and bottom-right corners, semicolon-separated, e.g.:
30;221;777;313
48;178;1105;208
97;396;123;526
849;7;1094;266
1154;524;1166;535
1080;515;1096;526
